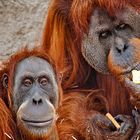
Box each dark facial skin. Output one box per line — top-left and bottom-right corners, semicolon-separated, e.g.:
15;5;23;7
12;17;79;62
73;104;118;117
12;56;59;138
82;6;140;74
108;38;140;76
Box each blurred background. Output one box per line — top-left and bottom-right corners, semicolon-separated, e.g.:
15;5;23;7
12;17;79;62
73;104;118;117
0;0;50;61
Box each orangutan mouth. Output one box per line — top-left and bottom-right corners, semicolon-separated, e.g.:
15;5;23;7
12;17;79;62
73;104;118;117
121;62;140;79
22;118;53;127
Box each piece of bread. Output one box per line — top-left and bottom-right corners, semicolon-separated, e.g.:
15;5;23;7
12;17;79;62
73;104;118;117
132;70;140;84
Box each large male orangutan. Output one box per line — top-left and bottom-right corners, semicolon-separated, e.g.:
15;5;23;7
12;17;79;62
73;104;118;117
0;48;62;140
42;0;140;139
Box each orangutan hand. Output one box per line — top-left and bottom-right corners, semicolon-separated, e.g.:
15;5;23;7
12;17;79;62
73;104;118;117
130;110;140;140
93;113;115;130
124;77;140;109
91;114;134;140
107;114;134;140
115;115;134;133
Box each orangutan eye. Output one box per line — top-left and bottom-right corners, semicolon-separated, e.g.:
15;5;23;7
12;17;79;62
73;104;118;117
115;23;130;31
23;79;32;87
99;30;112;39
40;77;48;86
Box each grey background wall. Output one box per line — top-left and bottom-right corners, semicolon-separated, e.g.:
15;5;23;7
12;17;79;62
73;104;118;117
0;0;50;61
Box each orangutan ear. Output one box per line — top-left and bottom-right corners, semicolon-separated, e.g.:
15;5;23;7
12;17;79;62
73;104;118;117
85;90;109;114
2;73;8;89
57;72;63;83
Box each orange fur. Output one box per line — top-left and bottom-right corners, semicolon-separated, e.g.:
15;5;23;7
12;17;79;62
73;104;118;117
0;98;18;140
57;90;110;140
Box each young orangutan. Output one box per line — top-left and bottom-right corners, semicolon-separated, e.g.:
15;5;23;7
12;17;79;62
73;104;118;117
0;48;62;140
57;90;134;140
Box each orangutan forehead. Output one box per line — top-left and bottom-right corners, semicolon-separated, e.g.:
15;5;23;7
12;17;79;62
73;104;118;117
92;8;110;22
115;6;139;19
91;8;113;23
15;56;55;77
90;8;114;33
89;6;139;32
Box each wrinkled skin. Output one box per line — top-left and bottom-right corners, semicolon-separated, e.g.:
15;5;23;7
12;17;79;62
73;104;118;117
81;6;140;139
